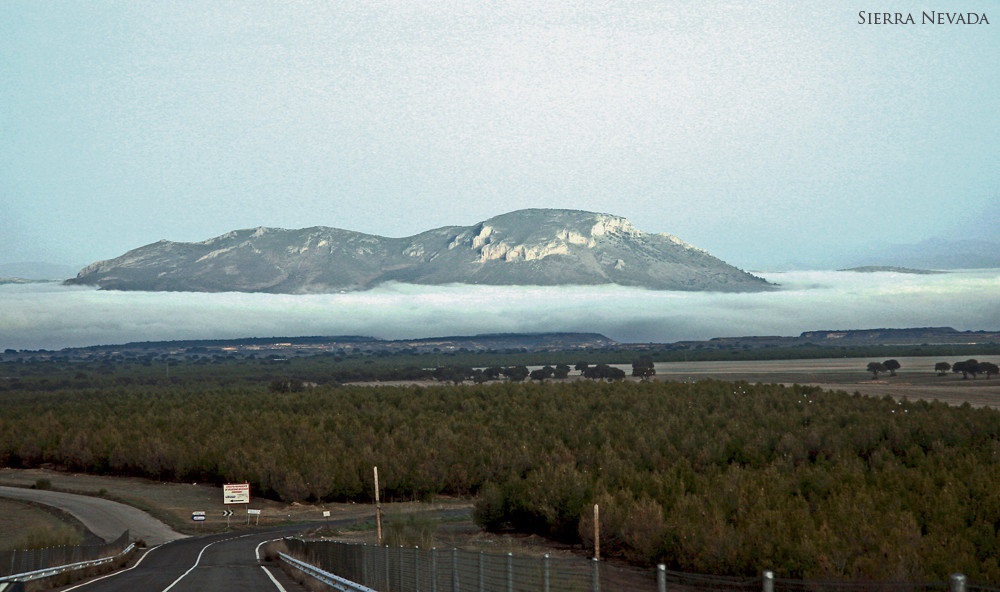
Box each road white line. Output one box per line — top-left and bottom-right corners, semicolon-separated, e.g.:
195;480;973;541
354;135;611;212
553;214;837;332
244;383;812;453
255;538;290;591
161;539;221;592
261;566;289;592
254;538;282;561
63;544;163;590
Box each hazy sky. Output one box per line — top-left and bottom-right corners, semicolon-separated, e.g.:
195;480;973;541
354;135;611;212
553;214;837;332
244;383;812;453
2;1;998;271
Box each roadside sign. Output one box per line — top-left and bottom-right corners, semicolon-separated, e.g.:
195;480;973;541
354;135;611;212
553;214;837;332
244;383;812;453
223;509;233;517
192;515;206;521
247;509;261;515
223;483;250;504
192;511;206;516
322;511;331;517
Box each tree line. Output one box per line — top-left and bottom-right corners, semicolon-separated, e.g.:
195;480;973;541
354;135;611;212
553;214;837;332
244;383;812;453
867;358;999;379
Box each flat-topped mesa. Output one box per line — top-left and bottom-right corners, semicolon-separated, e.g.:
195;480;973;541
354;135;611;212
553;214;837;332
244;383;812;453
66;208;773;293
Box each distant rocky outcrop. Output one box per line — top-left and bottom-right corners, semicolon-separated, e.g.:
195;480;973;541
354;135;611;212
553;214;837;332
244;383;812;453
65;209;772;293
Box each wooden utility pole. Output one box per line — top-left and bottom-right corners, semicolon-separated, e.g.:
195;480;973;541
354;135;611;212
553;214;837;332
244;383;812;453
594;504;600;560
374;466;383;546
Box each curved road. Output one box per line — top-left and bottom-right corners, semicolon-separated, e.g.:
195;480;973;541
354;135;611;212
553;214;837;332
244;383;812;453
0;486;185;545
0;486;348;591
61;526;316;592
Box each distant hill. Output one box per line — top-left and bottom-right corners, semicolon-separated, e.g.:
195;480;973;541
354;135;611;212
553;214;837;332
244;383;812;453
65;209;772;293
7;327;997;362
838;266;945;275
0;277;57;285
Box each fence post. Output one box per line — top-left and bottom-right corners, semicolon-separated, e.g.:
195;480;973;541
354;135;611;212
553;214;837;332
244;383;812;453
385;545;391;592
432;547;438;592
360;543;367;586
951;573;967;592
452;548;459;592
592;557;601;592
543;553;551;592
658;564;666;592
415;546;420;592
400;546;406;592
763;570;774;592
479;551;485;592
507;552;514;592
478;551;486;592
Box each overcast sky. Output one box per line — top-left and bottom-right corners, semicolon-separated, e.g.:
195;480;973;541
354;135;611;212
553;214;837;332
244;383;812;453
2;1;998;271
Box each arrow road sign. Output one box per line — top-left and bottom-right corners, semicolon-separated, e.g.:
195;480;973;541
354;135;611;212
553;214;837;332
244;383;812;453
223;509;233;517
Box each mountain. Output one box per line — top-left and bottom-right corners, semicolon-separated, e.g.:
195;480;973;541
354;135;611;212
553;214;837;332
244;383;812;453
65;209;772;293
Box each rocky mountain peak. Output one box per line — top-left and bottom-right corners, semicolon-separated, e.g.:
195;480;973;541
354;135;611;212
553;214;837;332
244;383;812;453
66;208;771;293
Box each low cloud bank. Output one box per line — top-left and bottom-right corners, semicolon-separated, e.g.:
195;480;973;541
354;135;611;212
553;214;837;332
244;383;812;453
1;270;998;351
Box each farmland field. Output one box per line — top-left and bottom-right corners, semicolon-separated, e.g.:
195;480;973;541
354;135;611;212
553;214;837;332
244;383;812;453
652;356;1000;408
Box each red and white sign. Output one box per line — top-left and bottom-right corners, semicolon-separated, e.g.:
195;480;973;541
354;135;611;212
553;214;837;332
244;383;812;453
223;483;250;504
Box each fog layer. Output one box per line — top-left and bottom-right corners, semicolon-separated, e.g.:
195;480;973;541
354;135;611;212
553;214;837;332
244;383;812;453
1;270;998;351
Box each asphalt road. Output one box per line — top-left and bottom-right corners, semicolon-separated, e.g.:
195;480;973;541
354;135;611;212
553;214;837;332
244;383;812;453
0;485;356;591
58;526;316;592
0;486;186;546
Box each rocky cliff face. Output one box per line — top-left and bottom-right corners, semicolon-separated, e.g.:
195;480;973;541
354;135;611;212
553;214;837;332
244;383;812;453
66;209;772;293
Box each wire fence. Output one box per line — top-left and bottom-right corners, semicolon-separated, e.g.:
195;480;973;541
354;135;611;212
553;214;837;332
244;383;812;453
283;538;1000;592
0;530;130;577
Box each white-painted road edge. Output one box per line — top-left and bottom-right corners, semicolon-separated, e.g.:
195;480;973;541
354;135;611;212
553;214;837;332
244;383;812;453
260;566;288;592
255;538;288;592
161;540;222;592
62;545;162;591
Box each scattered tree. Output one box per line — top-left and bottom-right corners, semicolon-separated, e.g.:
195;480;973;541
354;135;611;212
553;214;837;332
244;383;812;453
953;359;981;380
530;366;555;381
583;364;626;381
484;366;504;380
867;362;887;380
503;365;529;382
883;359;901;377
631;357;656;380
432;366;470;385
980;362;999;379
934;362;951;376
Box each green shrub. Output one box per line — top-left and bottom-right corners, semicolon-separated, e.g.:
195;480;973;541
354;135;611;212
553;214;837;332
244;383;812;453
383;510;437;548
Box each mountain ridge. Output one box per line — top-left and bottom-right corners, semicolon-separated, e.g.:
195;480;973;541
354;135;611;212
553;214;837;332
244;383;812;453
65;209;772;293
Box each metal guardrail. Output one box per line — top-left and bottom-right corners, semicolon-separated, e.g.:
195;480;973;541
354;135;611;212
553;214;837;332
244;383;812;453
0;530;131;577
0;543;134;583
279;552;379;592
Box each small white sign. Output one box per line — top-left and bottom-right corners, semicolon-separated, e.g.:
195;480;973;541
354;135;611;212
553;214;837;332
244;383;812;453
223;483;251;505
247;509;261;515
323;511;331;517
192;511;206;516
